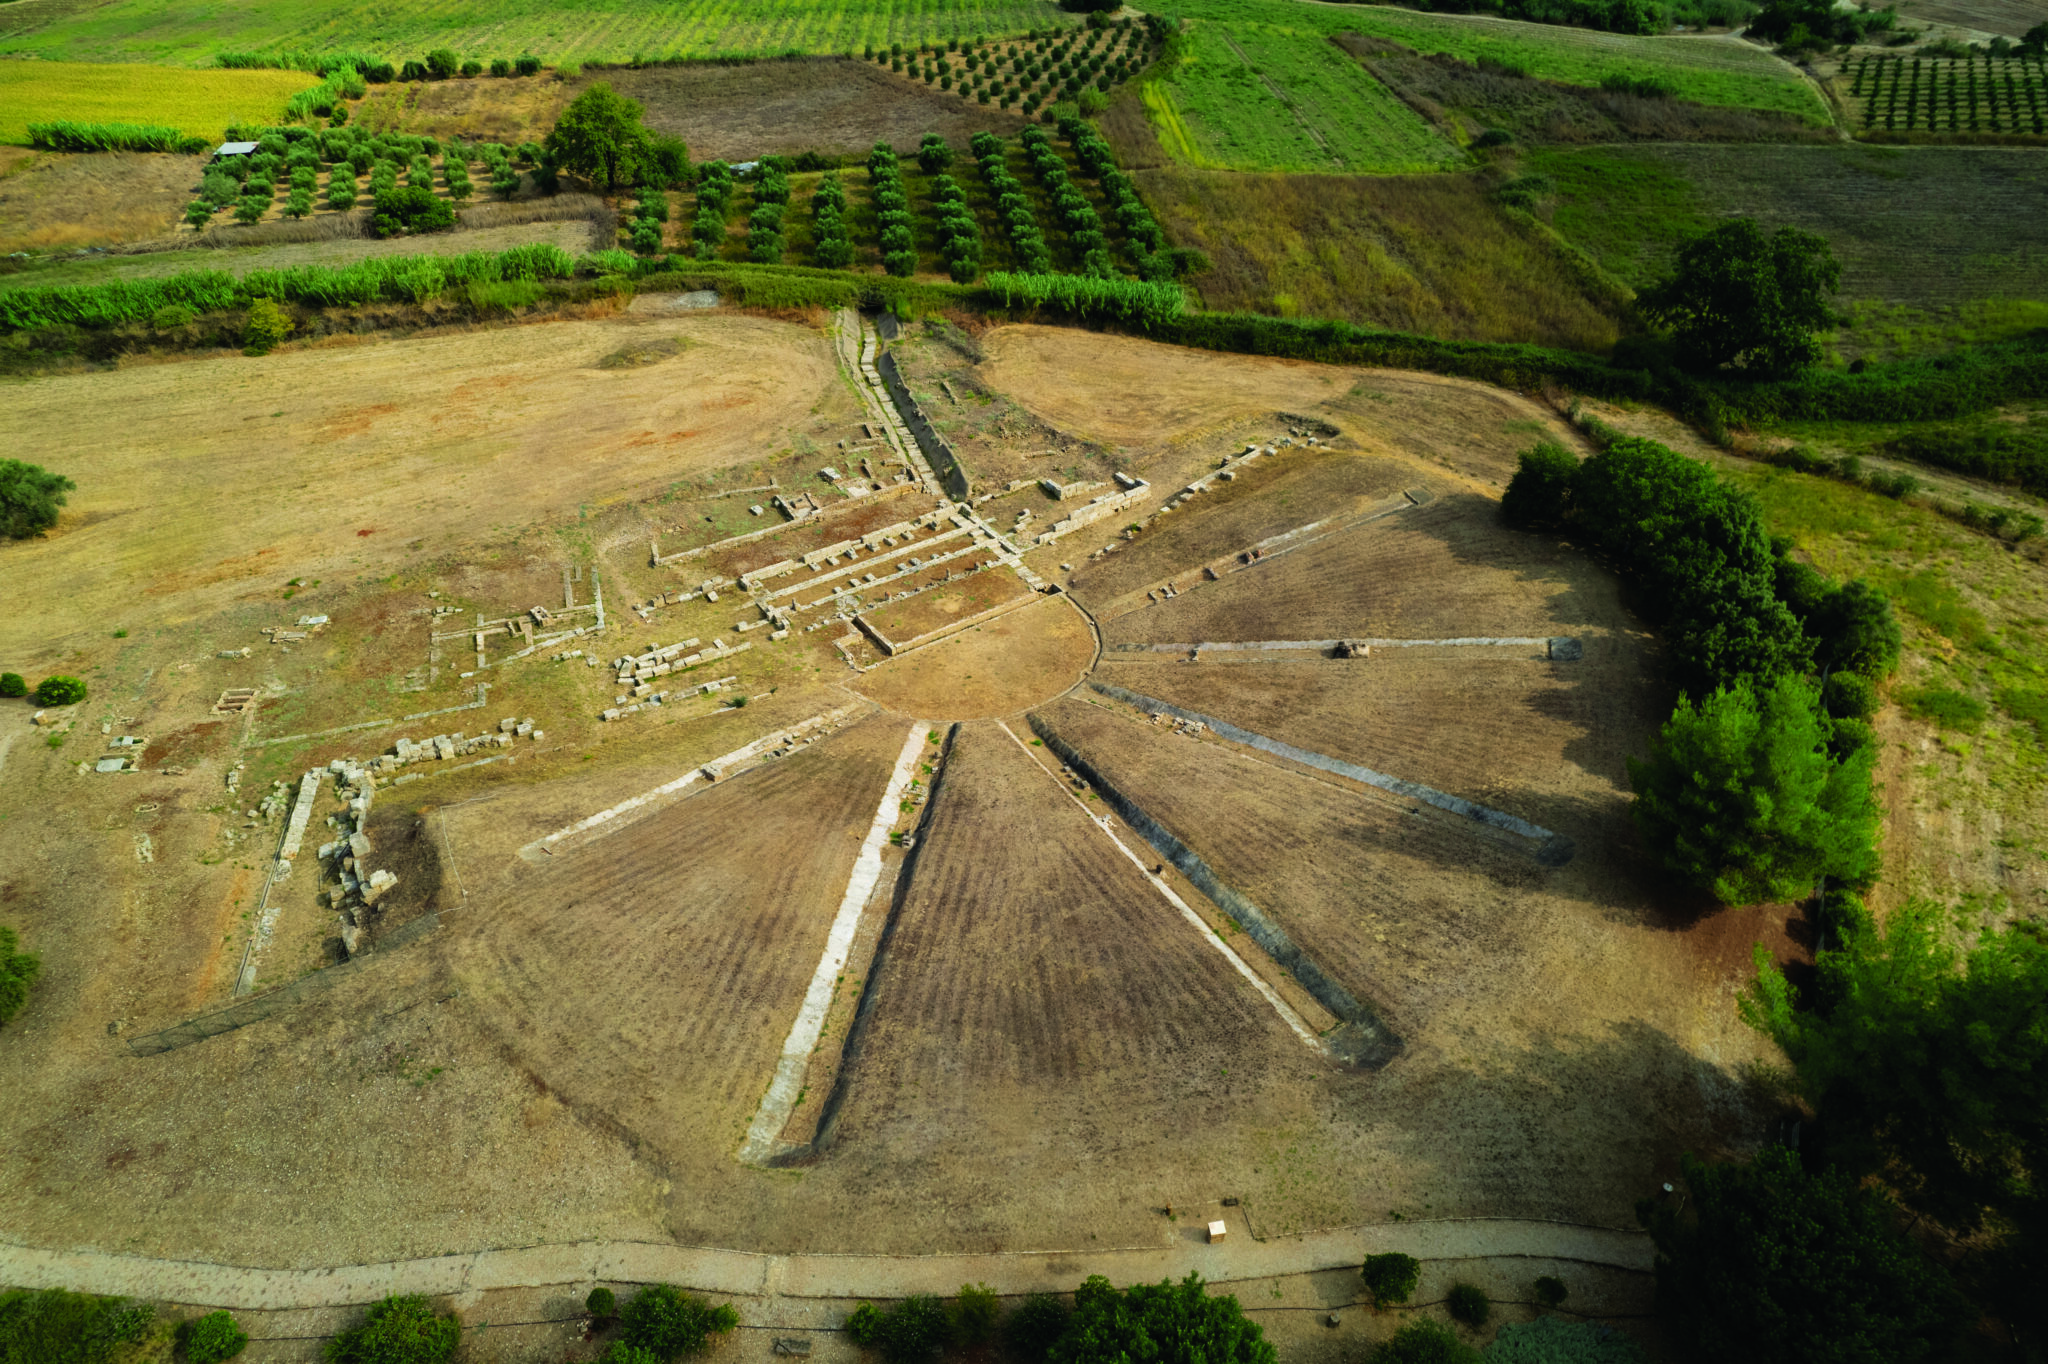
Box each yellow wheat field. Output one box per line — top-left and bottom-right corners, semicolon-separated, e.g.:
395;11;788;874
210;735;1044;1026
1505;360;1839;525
0;61;316;144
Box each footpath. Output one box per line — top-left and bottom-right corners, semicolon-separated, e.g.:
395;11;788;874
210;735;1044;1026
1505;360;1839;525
0;1218;1650;1312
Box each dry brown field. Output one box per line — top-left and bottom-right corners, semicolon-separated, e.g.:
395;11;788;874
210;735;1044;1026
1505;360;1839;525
0;311;854;671
858;565;1032;645
0;314;1793;1281
851;594;1096;719
609;59;1027;162
0;149;197;251
814;721;1335;1248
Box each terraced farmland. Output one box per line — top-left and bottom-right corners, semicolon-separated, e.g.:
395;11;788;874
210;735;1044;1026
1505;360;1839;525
0;0;1068;67
1147;20;1464;173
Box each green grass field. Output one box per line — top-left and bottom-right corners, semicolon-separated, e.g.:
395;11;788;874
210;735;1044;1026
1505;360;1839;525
1151;0;1828;123
0;61;316;144
1145;21;1462;173
0;0;1067;67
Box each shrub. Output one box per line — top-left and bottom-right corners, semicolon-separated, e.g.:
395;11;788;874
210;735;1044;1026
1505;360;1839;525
1367;1320;1478;1364
515;54;542;76
0;1287;149;1361
586;1287;616;1319
601;1347;660;1364
1002;1293;1068;1357
400;59;429;81
370;185;455;237
617;1286;737;1360
1899;686;1986;732
1049;1275;1271;1364
325;1294;459;1364
490;58;512;76
844;1303;886;1347
1360;1253;1421;1310
234;196;269;224
1822;672;1878;722
1486;1318;1645;1363
242;298;293;353
0;925;40;1028
950;1284;999;1348
869;1295;948;1363
1640;1149;1962;1364
178;1310;249;1363
1499;442;1578;530
1;461;75;540
460;60;482;77
1444;1283;1489;1328
0;674;23;698
1531;1275;1569;1310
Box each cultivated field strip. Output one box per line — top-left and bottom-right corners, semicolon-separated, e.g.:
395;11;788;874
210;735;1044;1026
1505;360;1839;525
1094;647;1655;852
1102;493;1627;648
444;716;913;1173
1088;681;1572;865
993;719;1325;1054
822;723;1326;1165
1033;696;1543;1030
739;720;928;1165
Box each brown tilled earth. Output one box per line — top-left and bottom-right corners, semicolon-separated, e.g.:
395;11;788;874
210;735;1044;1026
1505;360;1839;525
609;59;1027;162
0;316;1793;1274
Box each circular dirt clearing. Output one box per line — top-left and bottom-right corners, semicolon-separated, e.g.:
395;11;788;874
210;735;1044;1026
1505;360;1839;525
851;594;1097;720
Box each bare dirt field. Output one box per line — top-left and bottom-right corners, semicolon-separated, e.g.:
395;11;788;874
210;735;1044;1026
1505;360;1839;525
0;149;197;252
851;593;1096;719
972;325;1577;468
0;310;853;672
858;565;1033;647
609;59;1027;162
813;721;1334;1248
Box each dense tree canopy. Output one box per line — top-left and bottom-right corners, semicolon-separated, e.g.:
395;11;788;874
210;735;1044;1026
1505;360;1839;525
1743;899;2048;1338
1638;218;1840;377
1642;1149;1964;1364
1048;1275;1274;1364
0;459;75;539
1627;674;1879;904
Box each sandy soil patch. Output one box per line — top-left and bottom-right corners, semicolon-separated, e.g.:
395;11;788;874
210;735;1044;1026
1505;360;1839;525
852;594;1096;719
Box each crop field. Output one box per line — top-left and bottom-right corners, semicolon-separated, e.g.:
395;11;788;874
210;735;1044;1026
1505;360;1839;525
0;60;316;144
0;0;1070;67
1842;53;2048;135
1530;144;2048;350
1144;21;1464;173
1150;0;1828;122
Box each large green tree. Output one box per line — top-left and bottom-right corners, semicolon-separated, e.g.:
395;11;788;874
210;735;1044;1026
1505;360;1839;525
1049;1275;1273;1364
545;83;654;190
1627;673;1879;904
1743;899;2048;1338
0;460;75;539
1638;218;1840;377
1641;1149;1963;1364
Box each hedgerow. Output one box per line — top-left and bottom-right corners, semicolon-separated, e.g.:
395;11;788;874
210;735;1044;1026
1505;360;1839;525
26;121;207;154
985;271;1184;327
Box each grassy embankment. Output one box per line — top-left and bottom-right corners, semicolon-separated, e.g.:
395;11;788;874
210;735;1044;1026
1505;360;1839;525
0;61;316;144
0;0;1063;66
1528;142;2048;361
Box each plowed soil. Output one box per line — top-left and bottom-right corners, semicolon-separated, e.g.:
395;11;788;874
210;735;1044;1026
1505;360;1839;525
811;721;1332;1248
1100;493;1638;646
1032;692;1781;1230
610;59;1028;161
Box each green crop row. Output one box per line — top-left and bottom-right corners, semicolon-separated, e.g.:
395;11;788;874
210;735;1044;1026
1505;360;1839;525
984;271;1185;327
25;120;208;153
0;243;574;329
